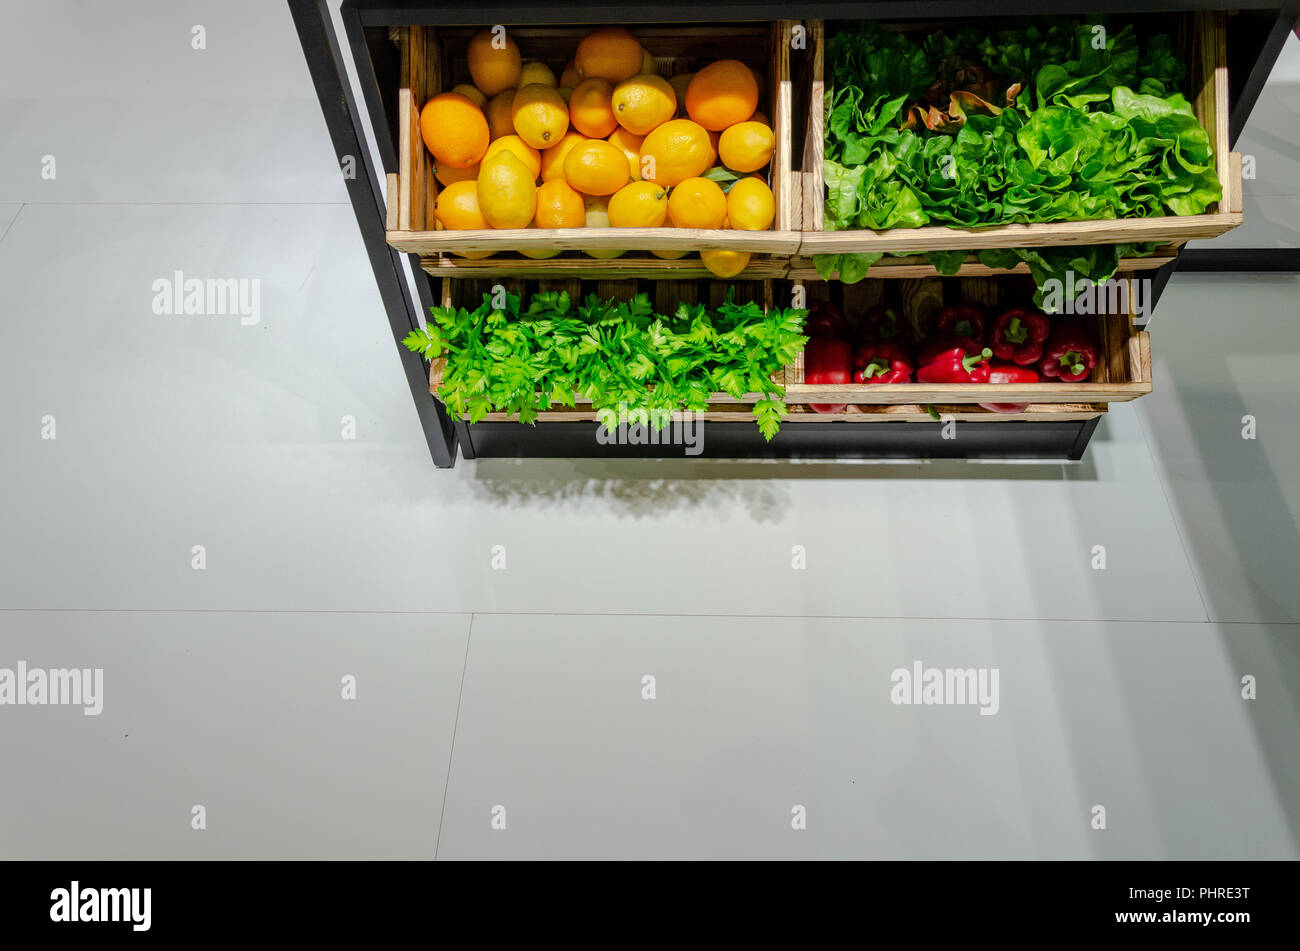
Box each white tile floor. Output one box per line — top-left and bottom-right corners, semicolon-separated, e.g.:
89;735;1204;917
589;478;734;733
0;2;1297;859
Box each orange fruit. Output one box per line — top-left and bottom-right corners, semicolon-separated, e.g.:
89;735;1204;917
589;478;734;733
452;84;486;108
667;73;693;114
560;60;582;89
534;179;586;228
420;92;489;168
484;89;517;140
638;118;712;187
651;248;690;260
611;74;677;135
434;179;489;230
511;84;570;149
606;126;645;181
667;177;727;228
433;180;492;259
701;248;750;278
607;181;669;227
718;121;775;172
685;60;759;131
725;176;774;230
569;77;618;138
575;26;644;83
563;139;631;195
435;161;479;187
467;27;522;97
482;135;541;179
749;108;770;126
540;131;589;182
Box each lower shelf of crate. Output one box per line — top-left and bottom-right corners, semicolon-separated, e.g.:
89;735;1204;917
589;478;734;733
456;416;1104;460
447;402;1106;424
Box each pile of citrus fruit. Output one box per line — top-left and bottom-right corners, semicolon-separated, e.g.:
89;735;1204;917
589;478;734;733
419;26;777;278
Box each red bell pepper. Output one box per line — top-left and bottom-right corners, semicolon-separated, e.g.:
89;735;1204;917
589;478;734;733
988;307;1050;366
804;301;847;339
853;341;914;384
979;362;1039;413
916;346;992;384
857;305;908;345
1039;319;1099;383
935;304;986;353
804;336;852;413
917;334;985;366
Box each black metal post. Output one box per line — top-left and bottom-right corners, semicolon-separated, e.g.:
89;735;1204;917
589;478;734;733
288;0;459;467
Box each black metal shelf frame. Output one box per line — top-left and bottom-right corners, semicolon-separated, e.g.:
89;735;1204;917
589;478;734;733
288;0;1299;467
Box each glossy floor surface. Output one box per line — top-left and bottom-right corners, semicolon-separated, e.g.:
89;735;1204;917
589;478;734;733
1;2;1297;858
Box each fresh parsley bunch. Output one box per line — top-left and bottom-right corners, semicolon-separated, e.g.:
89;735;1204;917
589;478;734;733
402;290;807;441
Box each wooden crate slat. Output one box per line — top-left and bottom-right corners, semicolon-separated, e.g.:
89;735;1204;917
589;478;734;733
390;226;802;255
786;250;1178;280
419;256;789;279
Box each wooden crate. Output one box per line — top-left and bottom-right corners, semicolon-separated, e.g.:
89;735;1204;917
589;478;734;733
799;14;1244;270
387;22;801;273
424;273;1149;426
783;274;1152;410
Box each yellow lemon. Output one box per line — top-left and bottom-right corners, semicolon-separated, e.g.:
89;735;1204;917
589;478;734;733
511;84;569;149
519;61;557;88
718;121;775;173
581;196;624;259
467;28;522;97
640;48;657;75
563;139;632;195
611;74;677;135
701;248;749;278
477;150;537;229
482;135;541;179
651;248;689;259
558;86;573;104
638;118;711;187
667;177;727;228
452;84;487;108
540;131;589;182
725;177;775;231
607;181;669;227
606;126;645;181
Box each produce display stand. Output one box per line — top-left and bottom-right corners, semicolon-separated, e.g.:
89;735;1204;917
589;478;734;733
288;0;1298;467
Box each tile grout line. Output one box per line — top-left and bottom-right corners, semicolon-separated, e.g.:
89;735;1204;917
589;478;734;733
2;607;1292;624
0;203;25;245
434;611;475;861
1130;394;1214;623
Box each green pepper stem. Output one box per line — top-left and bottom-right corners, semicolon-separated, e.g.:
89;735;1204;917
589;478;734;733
1003;317;1028;343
